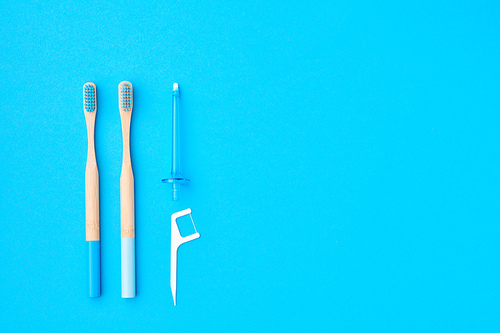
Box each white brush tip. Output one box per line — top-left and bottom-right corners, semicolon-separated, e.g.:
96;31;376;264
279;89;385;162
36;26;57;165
173;83;179;90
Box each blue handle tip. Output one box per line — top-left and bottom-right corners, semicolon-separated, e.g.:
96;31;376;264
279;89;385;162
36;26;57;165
88;241;101;298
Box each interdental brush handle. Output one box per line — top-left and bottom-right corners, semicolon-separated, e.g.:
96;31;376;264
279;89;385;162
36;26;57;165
162;83;189;200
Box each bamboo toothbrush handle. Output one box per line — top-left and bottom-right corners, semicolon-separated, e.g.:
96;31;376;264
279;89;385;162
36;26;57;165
85;110;99;241
120;110;135;238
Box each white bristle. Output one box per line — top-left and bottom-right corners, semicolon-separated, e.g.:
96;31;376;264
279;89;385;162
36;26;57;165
173;83;178;90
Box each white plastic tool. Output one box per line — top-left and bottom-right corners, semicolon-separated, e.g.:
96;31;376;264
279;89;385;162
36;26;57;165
171;208;200;306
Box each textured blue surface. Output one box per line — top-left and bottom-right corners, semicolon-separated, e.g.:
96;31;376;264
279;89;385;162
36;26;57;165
0;0;499;331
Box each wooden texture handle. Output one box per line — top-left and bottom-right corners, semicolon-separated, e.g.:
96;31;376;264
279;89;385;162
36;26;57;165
120;109;135;238
85;108;99;241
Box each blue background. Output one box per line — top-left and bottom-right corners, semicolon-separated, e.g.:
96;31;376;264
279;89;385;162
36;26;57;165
0;0;498;331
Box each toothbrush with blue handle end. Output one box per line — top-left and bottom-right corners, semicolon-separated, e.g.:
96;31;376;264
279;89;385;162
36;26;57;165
83;82;100;298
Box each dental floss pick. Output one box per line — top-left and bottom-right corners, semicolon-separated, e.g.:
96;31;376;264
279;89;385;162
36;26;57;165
171;208;200;305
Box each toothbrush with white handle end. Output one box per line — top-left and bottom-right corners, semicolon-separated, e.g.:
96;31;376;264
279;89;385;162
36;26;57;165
119;81;135;298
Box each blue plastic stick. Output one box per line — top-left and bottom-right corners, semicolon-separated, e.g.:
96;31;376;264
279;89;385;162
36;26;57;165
162;83;189;200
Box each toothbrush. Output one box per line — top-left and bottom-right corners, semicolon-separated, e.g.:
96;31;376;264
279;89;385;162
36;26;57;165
119;81;136;298
83;82;100;298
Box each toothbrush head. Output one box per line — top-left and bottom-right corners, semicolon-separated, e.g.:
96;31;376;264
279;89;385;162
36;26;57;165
119;81;133;112
83;82;96;113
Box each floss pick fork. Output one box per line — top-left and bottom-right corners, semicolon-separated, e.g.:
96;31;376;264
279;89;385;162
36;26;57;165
171;208;200;305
